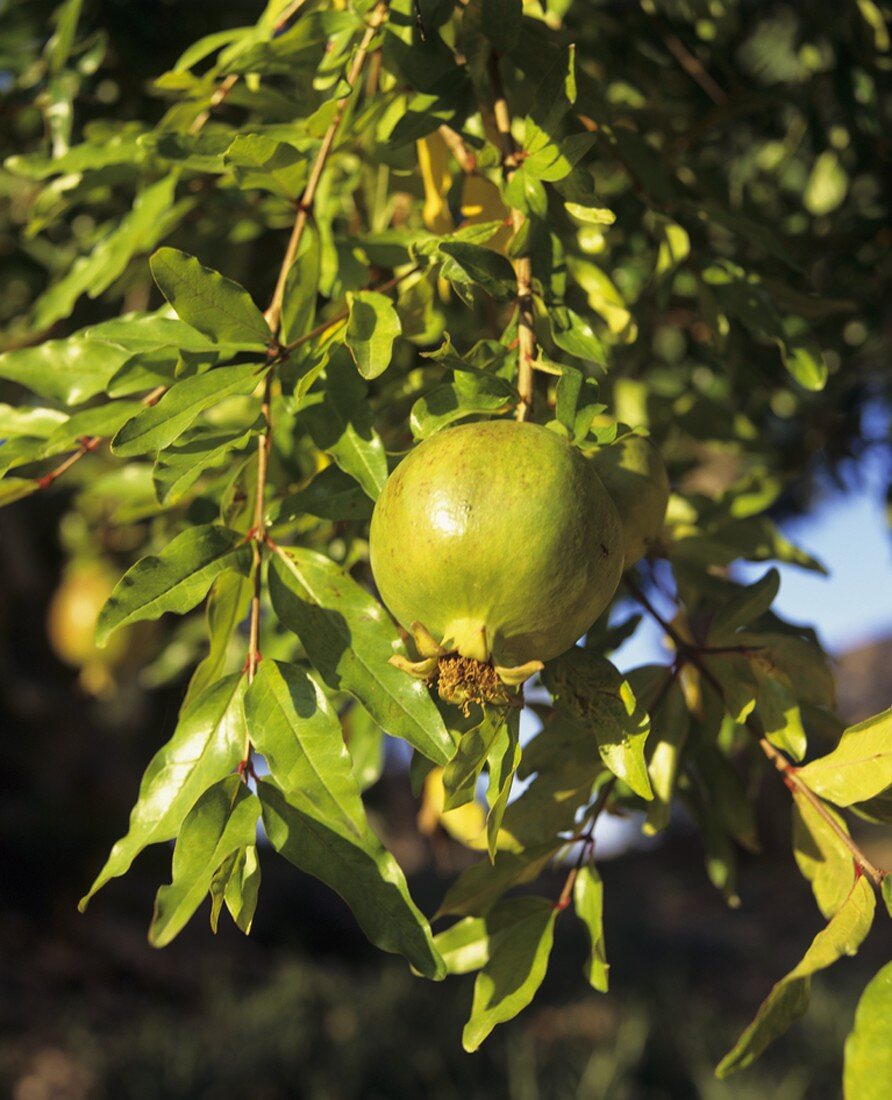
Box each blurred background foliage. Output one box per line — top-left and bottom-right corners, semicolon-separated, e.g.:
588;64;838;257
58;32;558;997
1;0;890;1096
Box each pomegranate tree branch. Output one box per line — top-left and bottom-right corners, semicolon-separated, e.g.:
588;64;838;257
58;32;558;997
625;577;887;888
238;3;390;774
264;0;390;335
37;383;167;491
487;55;536;422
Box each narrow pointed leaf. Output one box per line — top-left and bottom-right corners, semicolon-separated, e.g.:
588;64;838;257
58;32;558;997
96;524;252;646
0;337;130;405
79;675;247;907
150;247;271;348
574;864;609;992
716;876;875;1077
268;549;454;764
792;792;856;920
797;707;892;807
462;897;557;1052
111;362;262;457
149;776;260;947
844;962;892;1100
258;778;445;979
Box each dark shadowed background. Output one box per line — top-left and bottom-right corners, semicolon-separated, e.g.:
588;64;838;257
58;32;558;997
2;0;891;1097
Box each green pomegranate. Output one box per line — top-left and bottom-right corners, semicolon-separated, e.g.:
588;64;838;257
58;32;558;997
369;421;624;705
590;435;669;569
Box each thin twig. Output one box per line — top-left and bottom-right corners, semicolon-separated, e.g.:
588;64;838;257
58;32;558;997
187;0;309;136
625;577;887;888
487;55;535;422
555;778;617;910
238;3;390;777
37;382;169;491
281;265;419;354
264;0;390;334
439;124;477;174
188;74;239;135
662;30;727;106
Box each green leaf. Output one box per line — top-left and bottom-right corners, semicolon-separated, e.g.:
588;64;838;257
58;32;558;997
79;674;247;908
45;0;84;73
565;203;615;226
644;676;690;835
753;665;807;762
796;707;892;808
32;177;184;330
345;290;402;380
792;792;857;920
225;134;308;199
549;306;607;365
258;778;445;979
96;525;252;646
525;129;596;183
432;916;491;975
219;845;261;934
691;741;760;853
270;465;374;525
0;404;69;438
485;709;522;860
0;477;40;508
884;877;892;919
844;962;892;1100
504;165;548;218
0;338;131;405
804;150;848;217
708;569;780;642
268;549;455;765
153;423;258;504
462;896;557;1052
410;372;516;440
150;248;271;348
245;660;367;829
574;864;608;992
84;312;225;354
302;352;388;499
443;710;505;811
149;776;260;947
280;233;320;345
111;362;262;457
436;845;556;919
343;704;385;792
544;650;652;799
530;45;577;133
779;338;828;392
183;570;253;710
716;876;876;1078
44;400;145;453
439;242;516;302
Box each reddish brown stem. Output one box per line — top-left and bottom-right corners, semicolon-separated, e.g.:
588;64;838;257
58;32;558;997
263;1;389;335
625;577;887;888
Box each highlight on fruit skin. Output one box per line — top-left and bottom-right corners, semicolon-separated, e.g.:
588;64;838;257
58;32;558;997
589;434;670;569
369;420;624;708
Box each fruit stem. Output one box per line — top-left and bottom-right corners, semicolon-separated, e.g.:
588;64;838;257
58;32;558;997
487;54;536;422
